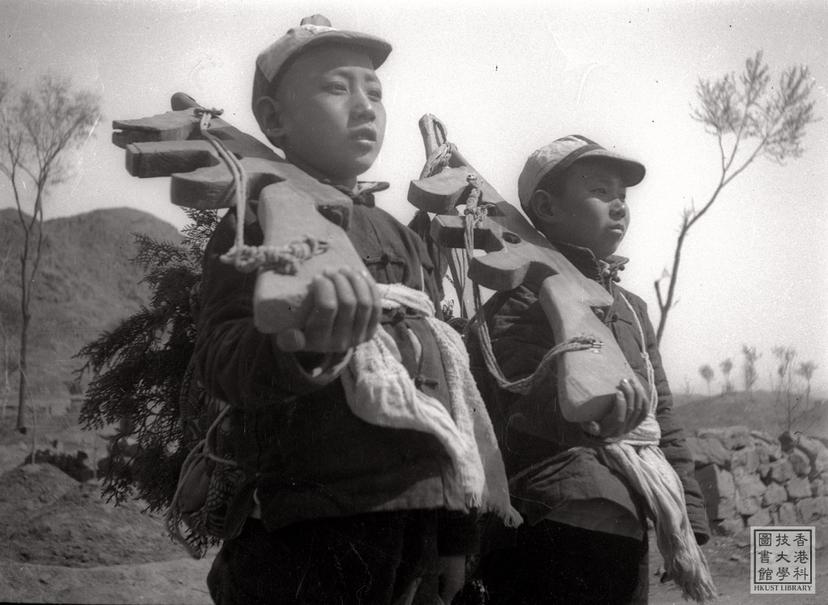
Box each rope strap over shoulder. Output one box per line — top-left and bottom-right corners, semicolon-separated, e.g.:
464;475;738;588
195;107;247;261
194;107;329;275
471;310;601;396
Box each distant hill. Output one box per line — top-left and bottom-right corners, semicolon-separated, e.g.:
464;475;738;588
0;207;182;399
673;390;828;438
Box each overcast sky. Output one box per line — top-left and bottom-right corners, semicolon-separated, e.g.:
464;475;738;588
1;0;826;397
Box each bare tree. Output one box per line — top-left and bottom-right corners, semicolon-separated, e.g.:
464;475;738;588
0;243;12;421
699;364;715;396
742;345;761;395
654;51;817;343
772;346;797;397
796;361;818;408
772;346;806;433
0;74;101;433
0;80;12;424
719;358;734;394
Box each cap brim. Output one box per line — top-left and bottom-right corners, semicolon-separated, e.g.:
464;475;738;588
303;30;392;69
576;149;645;186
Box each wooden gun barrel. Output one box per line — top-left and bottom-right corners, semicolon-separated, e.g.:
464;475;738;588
113;94;365;341
409;115;639;423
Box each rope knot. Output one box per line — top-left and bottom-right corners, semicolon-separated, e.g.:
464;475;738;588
386;307;408;325
219;235;330;273
570;335;603;352
195;107;225;131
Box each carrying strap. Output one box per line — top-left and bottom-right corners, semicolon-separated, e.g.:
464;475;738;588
196;109;330;275
471;307;603;396
194;108;248;264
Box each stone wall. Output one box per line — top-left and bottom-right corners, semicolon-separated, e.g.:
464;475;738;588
690;426;828;535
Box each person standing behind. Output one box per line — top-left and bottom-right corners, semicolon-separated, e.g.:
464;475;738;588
470;136;714;604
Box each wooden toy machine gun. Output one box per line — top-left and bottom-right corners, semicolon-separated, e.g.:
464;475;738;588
408;115;639;423
112;93;364;346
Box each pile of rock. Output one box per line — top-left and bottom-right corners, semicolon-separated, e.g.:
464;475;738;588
20;432;115;484
689;426;828;535
31;448;96;482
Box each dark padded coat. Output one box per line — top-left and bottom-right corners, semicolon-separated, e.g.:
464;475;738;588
468;242;710;544
192;182;476;554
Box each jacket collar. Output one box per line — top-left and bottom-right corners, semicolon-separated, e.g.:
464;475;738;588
323;180;390;207
284;154;390;207
551;241;629;286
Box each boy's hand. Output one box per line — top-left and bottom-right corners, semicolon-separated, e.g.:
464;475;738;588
275;267;381;353
581;378;649;438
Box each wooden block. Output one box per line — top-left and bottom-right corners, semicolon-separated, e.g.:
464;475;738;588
114;103;274;161
431;204;635;422
124;140;219;180
125;139;352;220
112;111;199;149
252;181;363;337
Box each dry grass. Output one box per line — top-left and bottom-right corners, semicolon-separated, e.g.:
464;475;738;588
674;389;828;437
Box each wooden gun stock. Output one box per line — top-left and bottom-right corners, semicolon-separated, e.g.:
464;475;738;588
409;115;638;422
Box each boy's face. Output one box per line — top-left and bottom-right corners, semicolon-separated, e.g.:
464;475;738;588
270;45;385;187
538;159;630;259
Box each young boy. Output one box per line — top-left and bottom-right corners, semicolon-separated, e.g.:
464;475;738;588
194;15;512;605
470;136;712;604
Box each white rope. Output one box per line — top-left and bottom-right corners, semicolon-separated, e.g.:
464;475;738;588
472;311;603;396
194;108;250;271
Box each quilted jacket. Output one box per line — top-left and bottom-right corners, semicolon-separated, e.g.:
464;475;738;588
468;242;710;543
191;180;476;553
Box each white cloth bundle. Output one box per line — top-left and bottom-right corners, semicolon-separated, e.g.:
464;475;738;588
340;283;521;527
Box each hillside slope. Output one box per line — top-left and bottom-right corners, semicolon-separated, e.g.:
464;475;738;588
673;390;827;438
0;207;182;399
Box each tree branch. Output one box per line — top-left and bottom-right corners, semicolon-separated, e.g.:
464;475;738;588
655;51;817;342
0;72;101;432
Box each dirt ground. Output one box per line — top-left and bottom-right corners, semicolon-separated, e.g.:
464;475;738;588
0;427;825;604
0;461;215;605
0;557;214;604
2;514;825;604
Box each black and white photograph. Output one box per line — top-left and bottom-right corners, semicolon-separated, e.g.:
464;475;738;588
0;1;825;603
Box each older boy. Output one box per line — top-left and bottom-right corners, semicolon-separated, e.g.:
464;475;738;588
471;136;711;604
195;15;508;605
